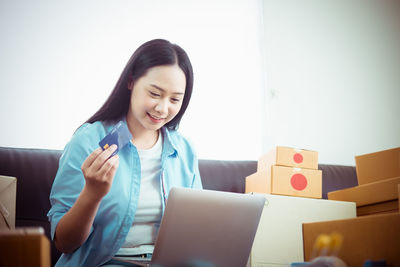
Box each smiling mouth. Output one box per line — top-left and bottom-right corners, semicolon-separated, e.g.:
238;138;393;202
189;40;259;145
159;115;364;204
148;113;166;123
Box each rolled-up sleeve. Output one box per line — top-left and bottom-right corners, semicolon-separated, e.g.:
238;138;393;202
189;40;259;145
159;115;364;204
47;125;99;240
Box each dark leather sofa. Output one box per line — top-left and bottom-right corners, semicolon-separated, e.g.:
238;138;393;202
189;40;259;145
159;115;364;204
0;146;358;266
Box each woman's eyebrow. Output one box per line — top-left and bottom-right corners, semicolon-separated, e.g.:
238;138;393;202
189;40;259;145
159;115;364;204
150;84;184;95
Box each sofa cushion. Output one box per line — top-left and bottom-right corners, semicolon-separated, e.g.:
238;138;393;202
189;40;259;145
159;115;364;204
199;159;257;193
319;164;358;199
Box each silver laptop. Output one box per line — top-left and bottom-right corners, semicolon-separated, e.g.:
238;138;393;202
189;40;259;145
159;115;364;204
114;187;265;267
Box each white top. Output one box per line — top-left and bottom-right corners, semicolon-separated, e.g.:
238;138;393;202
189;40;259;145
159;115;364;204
117;131;163;256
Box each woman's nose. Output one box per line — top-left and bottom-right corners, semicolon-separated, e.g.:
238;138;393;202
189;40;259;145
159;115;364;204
155;100;168;114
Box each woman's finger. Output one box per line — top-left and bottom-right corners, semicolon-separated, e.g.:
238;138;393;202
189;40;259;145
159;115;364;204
90;145;118;171
99;155;120;182
81;147;103;173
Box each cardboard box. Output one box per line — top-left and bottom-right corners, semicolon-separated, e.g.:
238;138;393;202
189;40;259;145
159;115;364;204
0;175;17;230
356;199;398;216
355;147;400;185
246;166;322;199
248;193;356;267
327;176;400;206
303;213;400;267
0;227;51;267
258;146;318;171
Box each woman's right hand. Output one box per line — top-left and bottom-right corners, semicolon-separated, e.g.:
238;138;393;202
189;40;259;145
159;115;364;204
81;145;120;201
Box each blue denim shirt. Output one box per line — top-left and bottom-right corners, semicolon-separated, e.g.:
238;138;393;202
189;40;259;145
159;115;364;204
47;120;202;266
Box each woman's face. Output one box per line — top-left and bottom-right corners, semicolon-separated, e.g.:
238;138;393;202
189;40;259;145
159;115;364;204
127;64;186;133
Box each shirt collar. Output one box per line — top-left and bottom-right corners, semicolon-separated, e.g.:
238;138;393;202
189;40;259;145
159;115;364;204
160;127;178;158
115;117;178;158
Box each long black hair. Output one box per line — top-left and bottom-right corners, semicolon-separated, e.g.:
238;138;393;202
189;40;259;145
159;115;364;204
85;39;194;130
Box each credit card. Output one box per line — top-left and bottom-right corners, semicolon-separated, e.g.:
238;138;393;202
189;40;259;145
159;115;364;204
99;121;132;156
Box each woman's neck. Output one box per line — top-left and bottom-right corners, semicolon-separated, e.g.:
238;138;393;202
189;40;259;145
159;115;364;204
134;130;159;150
126;120;159;150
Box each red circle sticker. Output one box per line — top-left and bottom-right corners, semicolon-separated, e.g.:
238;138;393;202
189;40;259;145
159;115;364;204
293;153;303;164
291;173;307;191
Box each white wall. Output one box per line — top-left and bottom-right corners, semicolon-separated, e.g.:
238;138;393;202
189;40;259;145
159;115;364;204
262;0;400;165
2;0;399;164
0;0;264;160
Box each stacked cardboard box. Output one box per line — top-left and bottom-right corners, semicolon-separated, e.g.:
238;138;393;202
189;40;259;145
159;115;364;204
0;227;51;267
328;147;400;216
246;146;322;198
0;175;16;230
245;147;357;266
0;176;51;267
303;213;400;266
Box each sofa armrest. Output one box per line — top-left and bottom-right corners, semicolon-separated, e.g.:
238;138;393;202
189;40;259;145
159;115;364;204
0;146;62;266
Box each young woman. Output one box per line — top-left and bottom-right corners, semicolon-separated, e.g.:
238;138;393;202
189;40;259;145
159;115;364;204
48;39;203;266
